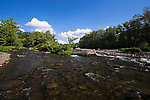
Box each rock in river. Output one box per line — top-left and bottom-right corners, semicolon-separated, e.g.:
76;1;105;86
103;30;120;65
46;83;58;89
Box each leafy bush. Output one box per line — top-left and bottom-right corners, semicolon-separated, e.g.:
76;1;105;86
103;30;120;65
57;44;72;55
120;47;142;53
0;46;13;51
70;43;79;49
29;47;37;51
36;42;72;55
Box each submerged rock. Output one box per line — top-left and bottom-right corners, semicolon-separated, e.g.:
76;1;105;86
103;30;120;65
92;61;98;65
85;72;106;81
79;85;88;90
80;49;97;56
6;80;22;89
107;63;125;69
42;68;53;72
17;55;26;58
46;83;58;89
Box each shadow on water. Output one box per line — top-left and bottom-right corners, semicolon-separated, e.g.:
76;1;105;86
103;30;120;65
0;49;150;100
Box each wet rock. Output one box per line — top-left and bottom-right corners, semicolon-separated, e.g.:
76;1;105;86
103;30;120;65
107;63;125;69
85;72;105;81
92;61;98;65
57;63;63;66
109;58;116;60
6;80;22;89
79;49;97;56
41;72;47;76
12;49;17;52
46;83;58;89
17;55;26;58
42;68;53;72
79;86;88;90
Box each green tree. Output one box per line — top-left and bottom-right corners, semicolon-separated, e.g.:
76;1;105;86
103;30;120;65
0;17;22;46
68;37;78;44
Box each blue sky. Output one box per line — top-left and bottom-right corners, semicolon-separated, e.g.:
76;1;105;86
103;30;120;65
0;0;150;44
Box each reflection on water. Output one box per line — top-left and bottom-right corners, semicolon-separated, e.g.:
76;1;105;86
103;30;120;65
0;50;150;100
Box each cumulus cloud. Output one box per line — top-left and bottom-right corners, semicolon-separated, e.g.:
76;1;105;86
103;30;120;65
25;18;55;34
19;28;25;32
58;40;67;44
59;28;92;38
59;28;92;43
25;18;51;28
104;26;110;30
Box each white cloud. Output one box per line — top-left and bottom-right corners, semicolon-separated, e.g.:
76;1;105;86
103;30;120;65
25;18;51;28
25;18;55;34
104;26;109;30
19;28;25;32
58;40;67;44
59;28;92;43
59;28;92;38
73;38;80;43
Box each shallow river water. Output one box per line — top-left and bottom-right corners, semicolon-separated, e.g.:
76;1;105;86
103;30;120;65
0;50;150;100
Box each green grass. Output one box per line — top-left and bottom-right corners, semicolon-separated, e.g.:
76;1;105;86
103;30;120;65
120;47;142;53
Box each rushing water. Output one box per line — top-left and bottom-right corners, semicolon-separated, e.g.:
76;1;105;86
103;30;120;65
0;50;150;100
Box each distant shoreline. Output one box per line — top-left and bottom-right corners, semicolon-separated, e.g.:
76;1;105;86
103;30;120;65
72;48;150;58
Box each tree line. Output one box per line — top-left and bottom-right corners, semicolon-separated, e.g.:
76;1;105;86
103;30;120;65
0;17;72;55
79;8;150;50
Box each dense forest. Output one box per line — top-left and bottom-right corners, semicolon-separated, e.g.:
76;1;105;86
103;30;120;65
0;17;72;55
79;8;150;51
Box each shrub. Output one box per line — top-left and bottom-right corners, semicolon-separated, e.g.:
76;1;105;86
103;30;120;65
120;47;142;53
0;46;25;52
36;42;72;55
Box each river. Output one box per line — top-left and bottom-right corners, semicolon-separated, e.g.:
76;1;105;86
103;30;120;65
0;49;150;100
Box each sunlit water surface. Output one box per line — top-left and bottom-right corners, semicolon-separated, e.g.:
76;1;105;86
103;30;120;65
0;50;150;100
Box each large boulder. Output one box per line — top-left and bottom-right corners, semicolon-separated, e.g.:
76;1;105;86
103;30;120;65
80;49;96;56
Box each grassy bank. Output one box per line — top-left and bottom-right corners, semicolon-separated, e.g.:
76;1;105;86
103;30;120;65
120;47;150;53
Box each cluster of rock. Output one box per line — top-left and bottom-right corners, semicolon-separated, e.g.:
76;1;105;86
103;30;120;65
96;49;149;58
0;52;11;67
72;48;150;58
72;48;97;56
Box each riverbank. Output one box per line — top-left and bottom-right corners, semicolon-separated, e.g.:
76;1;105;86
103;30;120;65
72;48;150;58
0;52;11;67
72;48;150;65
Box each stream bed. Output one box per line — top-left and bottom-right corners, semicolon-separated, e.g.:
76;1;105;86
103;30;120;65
0;49;150;100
